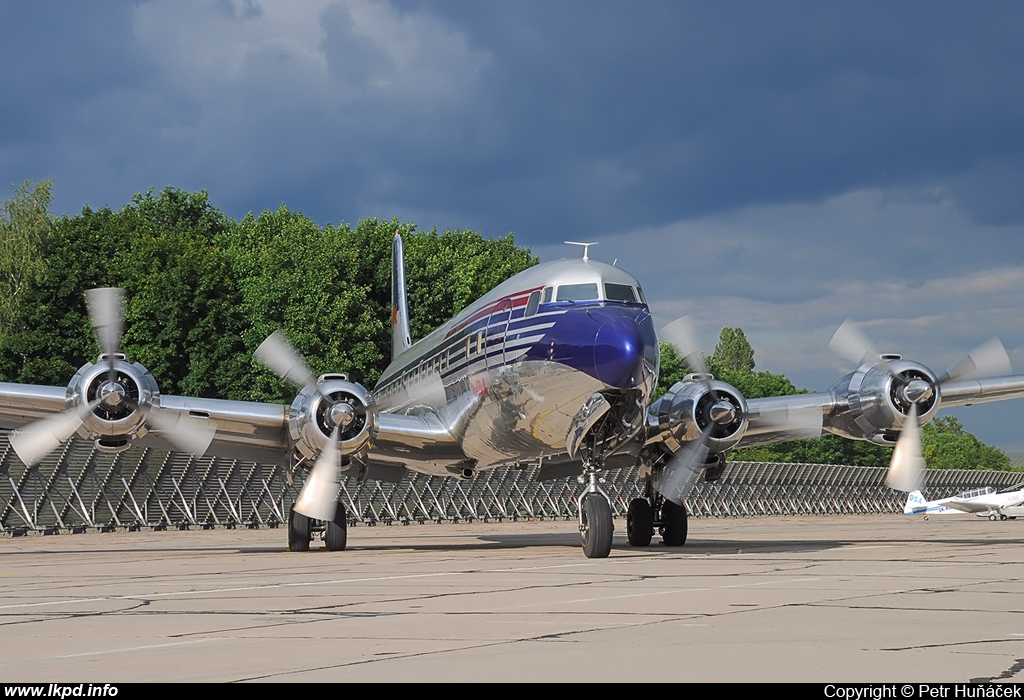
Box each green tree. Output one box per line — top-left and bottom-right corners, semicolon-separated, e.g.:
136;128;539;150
225;214;538;401
921;417;1010;470
225;209;393;402
655;341;691;399
0;179;53;332
113;188;246;399
711;327;755;372
0;200;135;385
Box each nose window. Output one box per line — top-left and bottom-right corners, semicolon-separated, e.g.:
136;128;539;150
604;283;637;303
556;283;599;302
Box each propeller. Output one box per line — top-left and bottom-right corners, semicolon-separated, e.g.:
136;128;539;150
654;424;713;507
10;399;103;467
660;316;713;379
293;427;343;521
9;288;215;466
86;287;124;386
254;330;350;519
829;319;1012;493
654;316;823;505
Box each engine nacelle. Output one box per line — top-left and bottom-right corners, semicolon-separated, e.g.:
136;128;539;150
289;374;377;462
68;354;160;451
827;357;940;444
653;374;748;455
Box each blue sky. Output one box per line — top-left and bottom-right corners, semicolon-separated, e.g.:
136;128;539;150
4;1;1024;449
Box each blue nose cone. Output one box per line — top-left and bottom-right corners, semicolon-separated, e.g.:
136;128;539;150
593;314;648;389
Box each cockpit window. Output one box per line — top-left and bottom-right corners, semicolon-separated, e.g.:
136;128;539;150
636;286;647;304
525;290;541;316
604;283;637;303
556;283;599;302
542;287;553;303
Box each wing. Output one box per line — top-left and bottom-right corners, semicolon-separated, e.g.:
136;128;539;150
736;393;832;448
645;350;1024;505
941;499;991;514
937;376;1024;407
1;381;461;467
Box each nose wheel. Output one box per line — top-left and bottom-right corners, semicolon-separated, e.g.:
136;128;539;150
580;493;613;558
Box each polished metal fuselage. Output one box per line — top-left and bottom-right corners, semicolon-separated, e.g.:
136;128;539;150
369;258;658;476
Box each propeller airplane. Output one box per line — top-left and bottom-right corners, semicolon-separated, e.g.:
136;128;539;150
904;485;1024;521
3;234;1024;557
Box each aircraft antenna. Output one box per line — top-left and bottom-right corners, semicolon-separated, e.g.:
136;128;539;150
565;241;598;261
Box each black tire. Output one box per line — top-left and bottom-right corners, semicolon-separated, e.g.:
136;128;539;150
989;513;998;521
662;500;688;546
288;507;311;552
325;503;348;552
580;494;613;559
1000;514;1008;521
626;498;654;547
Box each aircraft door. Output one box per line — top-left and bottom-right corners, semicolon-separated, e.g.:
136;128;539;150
485;299;513;370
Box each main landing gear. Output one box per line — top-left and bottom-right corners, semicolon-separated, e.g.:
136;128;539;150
626;483;688;548
288;503;348;551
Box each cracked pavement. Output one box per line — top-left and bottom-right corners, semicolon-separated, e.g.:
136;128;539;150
2;515;1024;682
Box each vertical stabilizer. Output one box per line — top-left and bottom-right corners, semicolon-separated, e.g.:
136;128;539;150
391;232;412;361
904;490;926;515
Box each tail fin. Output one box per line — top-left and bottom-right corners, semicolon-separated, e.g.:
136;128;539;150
391;232;412;361
904;490;926;515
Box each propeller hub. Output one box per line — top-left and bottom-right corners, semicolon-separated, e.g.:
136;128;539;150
709;401;738;425
902;379;933;406
99;381;127;407
328;401;355;429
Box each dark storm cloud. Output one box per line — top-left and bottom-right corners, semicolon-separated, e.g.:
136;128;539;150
401;1;1024;240
4;1;1023;243
5;1;1024;447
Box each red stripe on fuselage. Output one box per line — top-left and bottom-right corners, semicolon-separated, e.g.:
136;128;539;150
445;286;543;339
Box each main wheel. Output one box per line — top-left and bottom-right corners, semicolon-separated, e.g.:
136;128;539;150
626;498;654;547
325;503;348;551
580;494;613;559
1000;514;1008;521
662;500;688;546
989;513;998;521
288;507;311;552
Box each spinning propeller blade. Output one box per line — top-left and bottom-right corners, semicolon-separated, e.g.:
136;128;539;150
294;427;343;521
655;425;712;507
144;406;216;458
886;403;924;493
938;337;1011;384
10;399;102;467
660;316;711;378
85;287;124;359
828;319;880;368
254;330;318;393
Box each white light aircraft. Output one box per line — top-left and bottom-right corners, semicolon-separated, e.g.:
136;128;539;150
4;235;1024;557
904;485;1024;521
